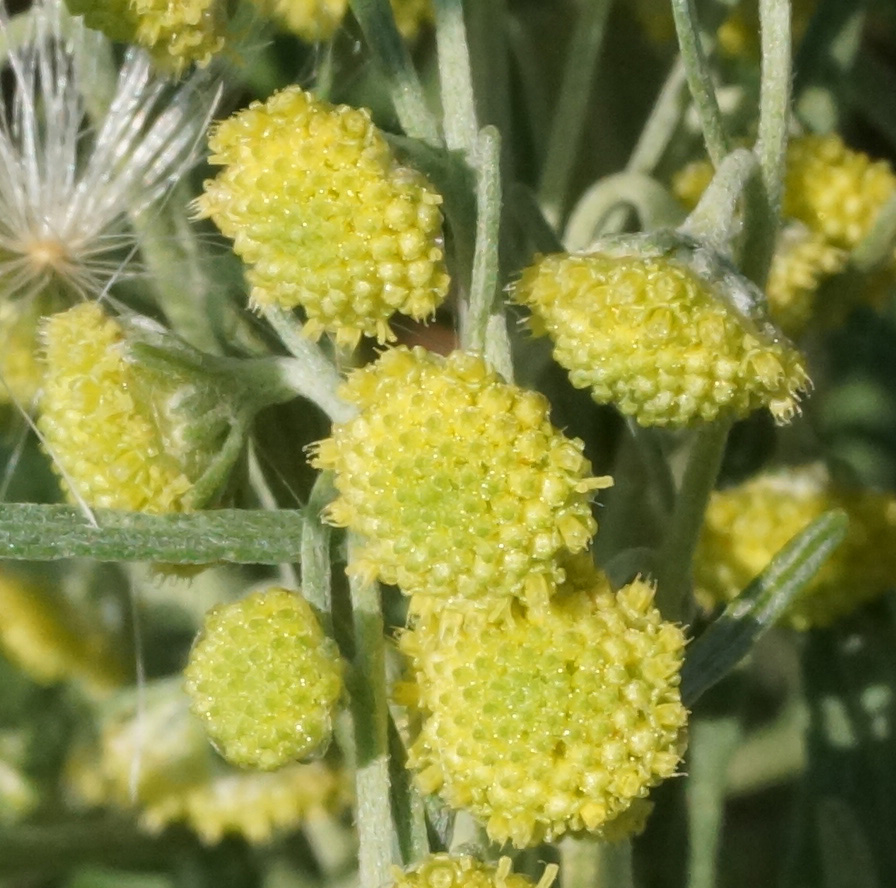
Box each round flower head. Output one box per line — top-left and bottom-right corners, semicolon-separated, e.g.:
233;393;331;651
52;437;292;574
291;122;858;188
197;86;450;348
784;134;896;252
65;0;227;71
251;0;347;40
695;463;896;629
38;303;195;512
397;558;688;847
388;855;557;888
184;587;344;770
311;346;608;612
511;237;809;427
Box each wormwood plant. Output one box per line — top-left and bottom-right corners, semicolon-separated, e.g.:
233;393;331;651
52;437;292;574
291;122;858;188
1;1;896;887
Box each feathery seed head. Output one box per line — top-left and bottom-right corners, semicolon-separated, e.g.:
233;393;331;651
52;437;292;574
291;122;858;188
184;587;344;770
66;0;227;71
0;1;217;310
784;134;896;252
398;558;688;847
511;238;810;427
196;86;450;347
389;855;557;888
311;346;609;612
696;464;896;629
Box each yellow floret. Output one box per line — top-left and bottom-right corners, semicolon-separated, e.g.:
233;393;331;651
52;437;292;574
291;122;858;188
66;0;227;71
784;134;896;252
511;248;809;427
389;855;557;888
0;299;44;407
196;86;450;348
0;568;127;694
184;587;344;770
37;303;195;512
695;463;896;629
397;559;688;847
311;346;609;613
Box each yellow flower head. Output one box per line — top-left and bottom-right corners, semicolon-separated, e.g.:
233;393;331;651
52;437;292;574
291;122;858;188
695;463;896;629
184;587;344;770
511;244;809;427
391;0;433;39
37;303;202;512
0;295;60;407
251;0;347;41
389;855;557;888
784;134;896;252
311;346;609;613
197;86;450;347
0;568;127;694
397;559;688;847
66;0;227;71
142;760;350;844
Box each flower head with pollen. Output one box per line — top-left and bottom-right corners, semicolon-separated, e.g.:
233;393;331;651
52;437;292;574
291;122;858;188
196;86;450;347
696;463;896;629
184;587;344;770
65;0;227;72
37;302;233;513
396;557;688;847
311;346;609;613
388;855;557;888
511;242;810;427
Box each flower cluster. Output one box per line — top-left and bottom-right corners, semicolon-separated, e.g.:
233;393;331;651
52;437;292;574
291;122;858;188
312;346;608;613
197;86;450;347
695;463;896;629
184;587;344;770
389;855;557;888
511;247;809;427
397;557;688;847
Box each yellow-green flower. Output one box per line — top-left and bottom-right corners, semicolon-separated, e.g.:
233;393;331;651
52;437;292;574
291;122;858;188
37;303;196;512
784;134;896;252
65;0;227;71
184;587;343;770
696;463;896;629
0;567;127;694
251;0;347;41
388;855;557;888
312;346;609;613
511;245;809;427
397;557;688;847
197;86;450;347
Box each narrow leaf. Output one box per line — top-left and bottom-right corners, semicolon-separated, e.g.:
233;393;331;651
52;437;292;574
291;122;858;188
681;509;848;706
0;504;304;564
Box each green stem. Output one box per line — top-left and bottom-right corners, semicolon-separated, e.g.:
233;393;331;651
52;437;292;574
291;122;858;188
301;472;337;631
462;126;502;354
656;419;731;623
432;0;478;152
670;0;730;167
349;0;441;145
627;59;689;175
347;534;394;888
537;0;615;225
560;836;601;888
261;308;354;423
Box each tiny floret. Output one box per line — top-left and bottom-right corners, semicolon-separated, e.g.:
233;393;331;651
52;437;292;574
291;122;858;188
388;855;557;888
696;463;896;629
311;346;609;612
511;242;810;427
184;587;343;770
397;559;688;847
197;86;450;347
37;303;195;512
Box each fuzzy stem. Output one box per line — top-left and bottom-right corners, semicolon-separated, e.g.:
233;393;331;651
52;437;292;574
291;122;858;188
627;59;689;175
670;0;730;167
462;126;503;355
433;0;478;152
347;534;394;888
349;0;441;145
301;472;336;631
537;0;615;225
656;419;731;623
